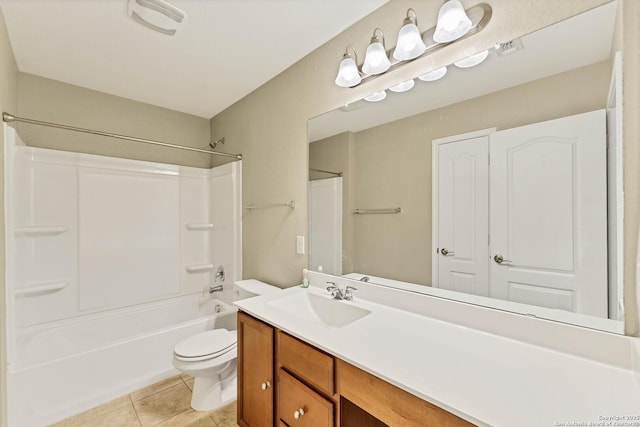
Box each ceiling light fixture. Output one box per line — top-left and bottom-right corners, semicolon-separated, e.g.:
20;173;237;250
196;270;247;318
433;0;473;43
362;28;391;75
364;90;387;102
393;9;427;61
335;45;362;88
334;3;491;88
127;0;186;36
389;79;415;93
418;66;448;82
454;50;489;68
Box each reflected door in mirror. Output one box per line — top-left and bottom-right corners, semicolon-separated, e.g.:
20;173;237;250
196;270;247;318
489;110;607;317
435;134;489;296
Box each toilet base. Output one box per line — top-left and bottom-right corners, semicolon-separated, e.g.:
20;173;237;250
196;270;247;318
190;363;237;411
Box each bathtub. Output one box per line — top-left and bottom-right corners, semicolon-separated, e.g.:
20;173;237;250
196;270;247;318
7;294;237;427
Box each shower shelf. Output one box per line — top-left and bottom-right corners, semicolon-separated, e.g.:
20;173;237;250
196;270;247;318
15;225;70;236
185;223;214;231
185;264;214;273
15;281;69;297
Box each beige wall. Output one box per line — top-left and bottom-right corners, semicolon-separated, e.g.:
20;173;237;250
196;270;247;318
0;4;17;426
311;61;610;285
210;0;640;334
17;73;212;168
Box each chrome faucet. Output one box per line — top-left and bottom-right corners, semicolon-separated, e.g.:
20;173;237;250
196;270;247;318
209;284;224;293
326;282;357;301
215;265;225;282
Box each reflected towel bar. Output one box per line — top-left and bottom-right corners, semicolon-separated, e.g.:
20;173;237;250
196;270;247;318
310;168;343;177
245;201;296;211
353;208;402;215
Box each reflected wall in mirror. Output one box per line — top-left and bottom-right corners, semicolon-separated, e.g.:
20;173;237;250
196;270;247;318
308;1;624;333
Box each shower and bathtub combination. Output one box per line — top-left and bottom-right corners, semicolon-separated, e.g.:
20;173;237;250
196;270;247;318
3;124;243;426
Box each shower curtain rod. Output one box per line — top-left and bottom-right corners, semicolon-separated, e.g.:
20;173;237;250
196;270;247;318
2;112;242;160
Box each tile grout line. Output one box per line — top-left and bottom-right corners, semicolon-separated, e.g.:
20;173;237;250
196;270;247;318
129;394;143;427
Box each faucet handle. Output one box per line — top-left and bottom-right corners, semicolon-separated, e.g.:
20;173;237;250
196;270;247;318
344;285;357;300
326;281;338;290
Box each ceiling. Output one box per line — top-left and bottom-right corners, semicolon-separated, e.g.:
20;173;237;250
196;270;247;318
0;0;389;118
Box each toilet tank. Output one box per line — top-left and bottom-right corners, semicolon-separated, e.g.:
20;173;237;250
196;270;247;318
233;279;280;300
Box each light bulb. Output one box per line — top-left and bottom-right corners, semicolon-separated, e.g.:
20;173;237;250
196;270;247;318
362;40;391;75
433;0;472;43
393;10;427;61
418;66;447;82
364;90;387;102
389;79;415;93
454;50;489;68
335;52;362;87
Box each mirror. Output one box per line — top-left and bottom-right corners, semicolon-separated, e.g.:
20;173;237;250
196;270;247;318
308;1;624;333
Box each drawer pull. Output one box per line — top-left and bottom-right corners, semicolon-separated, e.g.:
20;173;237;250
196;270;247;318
261;381;271;390
294;408;305;419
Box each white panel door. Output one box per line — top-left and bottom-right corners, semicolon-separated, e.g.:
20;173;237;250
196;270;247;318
436;137;489;296
309;177;343;275
489;110;607;317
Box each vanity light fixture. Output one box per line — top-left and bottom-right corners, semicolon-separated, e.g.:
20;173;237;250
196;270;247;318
454;49;489;68
389;79;415;93
335;45;362;87
418;66;448;82
333;3;491;88
362;28;391;75
364;90;387;102
393;9;427;61
433;0;473;43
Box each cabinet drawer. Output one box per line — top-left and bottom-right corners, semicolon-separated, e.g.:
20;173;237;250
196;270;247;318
278;369;334;427
277;331;334;395
337;360;474;427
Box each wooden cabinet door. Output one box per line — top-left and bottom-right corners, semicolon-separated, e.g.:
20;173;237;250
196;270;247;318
238;311;274;427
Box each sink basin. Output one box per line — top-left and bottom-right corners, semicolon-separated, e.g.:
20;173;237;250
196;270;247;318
267;291;371;328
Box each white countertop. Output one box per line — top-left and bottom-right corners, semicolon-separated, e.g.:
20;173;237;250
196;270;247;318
236;283;640;427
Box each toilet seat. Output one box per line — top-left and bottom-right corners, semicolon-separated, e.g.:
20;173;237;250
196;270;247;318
174;329;237;362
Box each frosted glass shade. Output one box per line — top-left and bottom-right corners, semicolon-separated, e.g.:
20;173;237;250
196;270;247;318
364;90;387;102
393;23;426;61
454;50;489;68
362;41;391;75
335;56;362;87
418;66;448;82
433;0;472;43
389;79;415;93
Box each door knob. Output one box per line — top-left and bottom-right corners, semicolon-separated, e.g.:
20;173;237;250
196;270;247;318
294;408;305;419
260;381;271;390
441;248;455;256
493;254;512;265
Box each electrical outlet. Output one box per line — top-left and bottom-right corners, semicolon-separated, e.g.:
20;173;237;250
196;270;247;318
296;235;305;255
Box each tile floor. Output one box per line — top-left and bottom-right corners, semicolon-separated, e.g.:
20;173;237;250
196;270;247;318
50;374;237;427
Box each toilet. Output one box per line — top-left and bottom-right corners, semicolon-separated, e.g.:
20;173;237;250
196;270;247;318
172;279;280;411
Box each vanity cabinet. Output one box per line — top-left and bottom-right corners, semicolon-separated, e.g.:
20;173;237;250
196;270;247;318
238;312;274;427
238;311;473;427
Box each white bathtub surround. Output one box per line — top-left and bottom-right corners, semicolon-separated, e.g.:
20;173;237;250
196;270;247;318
236;271;640;427
9;295;236;426
3;126;242;426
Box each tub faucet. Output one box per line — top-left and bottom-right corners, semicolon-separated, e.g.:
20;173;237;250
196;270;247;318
326;282;357;301
209;284;224;294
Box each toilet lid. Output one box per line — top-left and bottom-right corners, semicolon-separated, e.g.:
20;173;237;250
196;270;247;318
174;329;237;359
